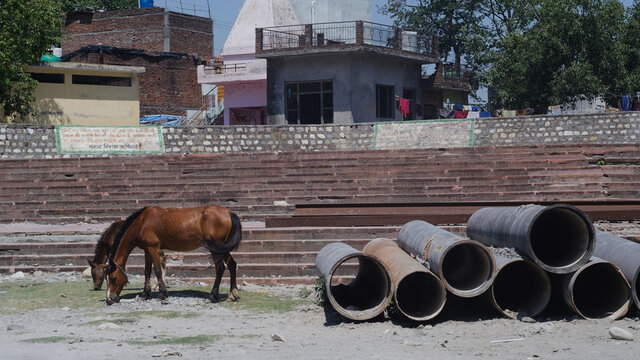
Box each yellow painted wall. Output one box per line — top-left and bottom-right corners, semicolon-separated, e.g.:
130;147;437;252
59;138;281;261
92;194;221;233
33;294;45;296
16;66;141;126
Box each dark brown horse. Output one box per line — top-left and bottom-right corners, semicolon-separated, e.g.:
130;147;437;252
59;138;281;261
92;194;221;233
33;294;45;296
87;220;166;291
105;205;242;305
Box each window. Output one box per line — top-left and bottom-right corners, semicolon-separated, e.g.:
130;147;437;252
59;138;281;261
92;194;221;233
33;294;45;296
376;85;395;119
72;75;132;87
285;81;333;125
29;73;64;84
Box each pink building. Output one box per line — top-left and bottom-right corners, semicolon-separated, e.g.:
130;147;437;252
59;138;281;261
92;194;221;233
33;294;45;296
197;0;299;125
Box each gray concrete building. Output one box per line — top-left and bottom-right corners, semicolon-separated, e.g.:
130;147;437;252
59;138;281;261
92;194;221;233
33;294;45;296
256;20;438;124
289;0;371;23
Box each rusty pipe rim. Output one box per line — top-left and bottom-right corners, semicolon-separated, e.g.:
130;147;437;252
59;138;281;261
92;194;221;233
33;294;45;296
565;259;631;320
323;252;393;321
490;258;551;319
527;204;595;273
435;239;496;298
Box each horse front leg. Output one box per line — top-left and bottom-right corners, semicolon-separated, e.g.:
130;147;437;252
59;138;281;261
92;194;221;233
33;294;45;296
209;257;225;303
226;254;239;301
142;250;153;300
148;248;168;300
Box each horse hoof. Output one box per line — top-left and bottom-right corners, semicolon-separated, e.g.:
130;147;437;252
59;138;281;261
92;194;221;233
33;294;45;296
158;292;168;300
208;294;220;303
228;288;240;301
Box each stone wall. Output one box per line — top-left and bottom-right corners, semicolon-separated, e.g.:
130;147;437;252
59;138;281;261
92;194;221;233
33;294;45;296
1;112;639;159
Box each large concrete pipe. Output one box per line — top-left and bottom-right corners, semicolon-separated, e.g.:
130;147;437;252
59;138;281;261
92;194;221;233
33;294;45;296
466;204;595;274
397;220;496;298
559;258;631;320
488;249;551;319
315;242;393;321
594;230;640;309
363;239;446;321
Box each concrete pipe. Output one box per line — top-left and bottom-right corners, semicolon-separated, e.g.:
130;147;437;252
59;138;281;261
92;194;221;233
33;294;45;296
363;239;446;321
488;250;551;319
560;258;631;320
594;230;640;309
466;204;595;274
397;220;496;298
315;242;392;321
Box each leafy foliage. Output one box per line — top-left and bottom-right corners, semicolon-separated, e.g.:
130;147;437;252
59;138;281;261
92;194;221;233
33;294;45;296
0;0;63;119
61;0;137;13
383;0;639;112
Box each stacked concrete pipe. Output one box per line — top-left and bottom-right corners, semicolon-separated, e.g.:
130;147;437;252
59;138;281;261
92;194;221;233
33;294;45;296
315;242;393;321
488;250;551;319
397;220;496;298
593;230;640;310
363;239;447;321
558;258;631;320
466;204;595;274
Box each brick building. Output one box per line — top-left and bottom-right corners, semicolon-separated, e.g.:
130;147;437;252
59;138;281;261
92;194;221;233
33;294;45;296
62;7;213;117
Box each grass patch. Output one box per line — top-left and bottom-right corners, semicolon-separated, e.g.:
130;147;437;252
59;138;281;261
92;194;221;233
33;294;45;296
80;310;200;326
218;289;309;313
128;334;220;346
21;336;68;344
0;281;312;314
0;281;105;313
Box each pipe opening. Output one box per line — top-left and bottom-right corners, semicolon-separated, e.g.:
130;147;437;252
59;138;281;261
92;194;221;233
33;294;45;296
396;272;446;321
492;261;550;318
530;207;592;268
329;255;390;313
441;243;493;292
572;263;630;319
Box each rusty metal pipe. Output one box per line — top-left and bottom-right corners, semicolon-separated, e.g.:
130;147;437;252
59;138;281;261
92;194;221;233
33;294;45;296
559;258;631;320
315;242;392;321
488;250;551;319
466;204;595;274
397;220;496;298
363;239;446;321
593;230;640;309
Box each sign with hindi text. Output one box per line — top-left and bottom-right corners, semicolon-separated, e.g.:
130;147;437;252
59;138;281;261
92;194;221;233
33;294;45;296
56;126;164;154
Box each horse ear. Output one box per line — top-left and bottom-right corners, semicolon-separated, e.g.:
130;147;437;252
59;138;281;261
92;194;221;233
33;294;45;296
88;258;96;266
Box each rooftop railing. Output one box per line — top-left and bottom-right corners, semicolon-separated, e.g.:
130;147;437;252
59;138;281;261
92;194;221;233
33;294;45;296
256;20;438;58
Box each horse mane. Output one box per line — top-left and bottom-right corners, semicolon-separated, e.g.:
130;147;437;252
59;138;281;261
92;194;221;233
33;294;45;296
92;226;113;263
107;207;147;272
206;212;243;256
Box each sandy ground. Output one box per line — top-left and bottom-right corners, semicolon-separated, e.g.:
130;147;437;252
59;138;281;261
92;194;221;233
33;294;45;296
1;274;640;360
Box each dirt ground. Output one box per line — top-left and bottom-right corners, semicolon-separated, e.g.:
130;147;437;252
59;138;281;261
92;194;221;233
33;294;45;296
1;272;639;360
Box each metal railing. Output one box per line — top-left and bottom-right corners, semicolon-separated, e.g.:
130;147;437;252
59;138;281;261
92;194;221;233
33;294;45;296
203;62;248;74
257;21;437;57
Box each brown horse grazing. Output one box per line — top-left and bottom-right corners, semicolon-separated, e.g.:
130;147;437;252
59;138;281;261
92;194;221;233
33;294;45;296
105;205;242;305
87;220;167;290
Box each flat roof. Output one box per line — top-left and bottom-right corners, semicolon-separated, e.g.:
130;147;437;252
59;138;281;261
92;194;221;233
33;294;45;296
28;62;146;74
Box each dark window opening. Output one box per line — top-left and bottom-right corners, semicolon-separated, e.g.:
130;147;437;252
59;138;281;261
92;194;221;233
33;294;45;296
30;73;64;84
376;85;395;119
285;81;333;124
403;87;416;120
72;75;132;87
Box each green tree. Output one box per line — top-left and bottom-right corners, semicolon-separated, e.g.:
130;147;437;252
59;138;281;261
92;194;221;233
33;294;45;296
62;0;137;13
0;0;63;119
381;0;483;70
487;0;627;111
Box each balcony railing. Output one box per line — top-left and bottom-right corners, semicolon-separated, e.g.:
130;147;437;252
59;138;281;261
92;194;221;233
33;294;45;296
203;61;248;75
256;20;438;58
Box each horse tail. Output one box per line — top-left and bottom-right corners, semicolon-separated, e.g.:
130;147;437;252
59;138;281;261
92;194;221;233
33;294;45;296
107;207;147;271
207;212;243;257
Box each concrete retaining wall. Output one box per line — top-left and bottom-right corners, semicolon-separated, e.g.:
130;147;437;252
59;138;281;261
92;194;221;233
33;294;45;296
1;111;639;159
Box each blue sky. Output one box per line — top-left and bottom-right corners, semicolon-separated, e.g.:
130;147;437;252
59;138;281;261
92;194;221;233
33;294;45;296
158;0;637;56
156;0;391;55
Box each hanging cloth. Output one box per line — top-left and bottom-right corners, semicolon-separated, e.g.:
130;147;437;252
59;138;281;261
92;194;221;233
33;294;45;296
454;110;468;119
622;95;630;111
399;98;410;119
